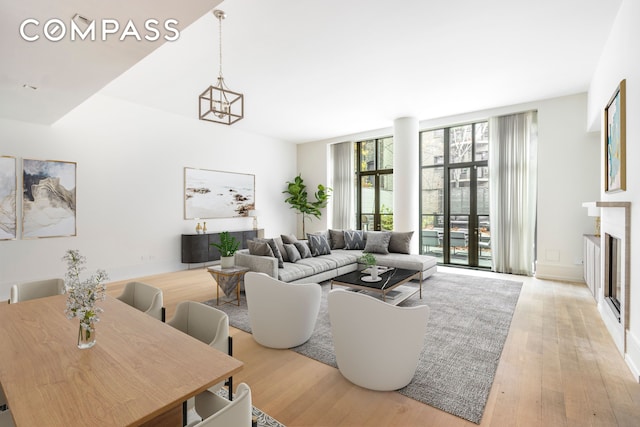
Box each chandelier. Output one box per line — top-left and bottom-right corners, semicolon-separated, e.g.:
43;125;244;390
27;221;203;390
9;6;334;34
199;10;244;125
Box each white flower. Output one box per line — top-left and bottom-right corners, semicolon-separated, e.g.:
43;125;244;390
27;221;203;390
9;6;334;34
63;249;108;324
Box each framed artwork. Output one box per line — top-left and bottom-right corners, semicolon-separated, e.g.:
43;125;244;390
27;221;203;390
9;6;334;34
23;159;77;238
0;156;17;240
184;167;255;219
604;79;626;192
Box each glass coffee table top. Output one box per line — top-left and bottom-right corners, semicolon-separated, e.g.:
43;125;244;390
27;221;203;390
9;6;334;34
330;267;422;304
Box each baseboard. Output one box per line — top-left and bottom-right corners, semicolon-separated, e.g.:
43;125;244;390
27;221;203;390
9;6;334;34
626;330;640;383
534;262;584;282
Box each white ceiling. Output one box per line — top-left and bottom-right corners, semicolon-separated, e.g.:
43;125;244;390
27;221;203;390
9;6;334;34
3;0;622;143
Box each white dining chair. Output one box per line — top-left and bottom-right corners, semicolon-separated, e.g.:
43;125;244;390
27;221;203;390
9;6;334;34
328;288;430;391
193;383;253;427
115;281;165;321
9;278;64;304
0;409;14;427
244;272;321;349
167;301;232;426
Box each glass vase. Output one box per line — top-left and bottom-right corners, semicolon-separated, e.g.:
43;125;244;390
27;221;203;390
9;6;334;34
78;319;96;349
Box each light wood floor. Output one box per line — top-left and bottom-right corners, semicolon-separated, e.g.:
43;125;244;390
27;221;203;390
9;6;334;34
108;266;640;427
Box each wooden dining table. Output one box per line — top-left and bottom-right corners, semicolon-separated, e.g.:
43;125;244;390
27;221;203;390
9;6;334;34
0;295;243;426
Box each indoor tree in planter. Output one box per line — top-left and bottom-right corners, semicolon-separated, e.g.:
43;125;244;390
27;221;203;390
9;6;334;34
283;174;331;237
210;231;240;268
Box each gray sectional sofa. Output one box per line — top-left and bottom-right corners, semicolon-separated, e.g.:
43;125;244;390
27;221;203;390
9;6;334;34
235;230;437;284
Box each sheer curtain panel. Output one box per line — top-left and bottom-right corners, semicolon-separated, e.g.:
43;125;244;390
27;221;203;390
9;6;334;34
330;141;355;230
489;111;538;275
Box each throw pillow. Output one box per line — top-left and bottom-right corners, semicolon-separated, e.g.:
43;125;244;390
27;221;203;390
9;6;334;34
256;238;284;268
343;230;365;250
274;236;289;263
284;243;301;263
388;231;414;254
329;229;345;249
364;231;391;254
307;233;332;256
247;240;274;257
294;241;312;258
281;234;298;244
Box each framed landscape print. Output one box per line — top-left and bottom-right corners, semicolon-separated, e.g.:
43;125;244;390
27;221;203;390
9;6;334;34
22;159;77;238
184;167;255;219
604;79;626;192
0;156;17;240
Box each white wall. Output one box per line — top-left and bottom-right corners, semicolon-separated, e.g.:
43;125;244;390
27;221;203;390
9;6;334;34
588;0;640;380
298;93;600;282
0;94;297;299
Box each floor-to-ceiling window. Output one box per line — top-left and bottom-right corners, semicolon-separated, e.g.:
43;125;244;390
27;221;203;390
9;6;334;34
355;137;394;231
420;122;490;268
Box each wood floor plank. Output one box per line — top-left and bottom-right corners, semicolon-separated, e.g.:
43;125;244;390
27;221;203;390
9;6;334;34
105;266;640;427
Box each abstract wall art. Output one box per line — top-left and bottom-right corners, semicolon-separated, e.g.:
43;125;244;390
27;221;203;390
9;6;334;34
0;156;17;240
604;79;626;193
184;167;255;219
22;159;77;238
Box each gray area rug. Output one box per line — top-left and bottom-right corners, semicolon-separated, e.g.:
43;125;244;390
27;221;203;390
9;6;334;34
205;272;522;424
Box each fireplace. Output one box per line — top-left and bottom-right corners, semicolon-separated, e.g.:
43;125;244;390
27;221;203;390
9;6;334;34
605;234;621;322
582;201;630;360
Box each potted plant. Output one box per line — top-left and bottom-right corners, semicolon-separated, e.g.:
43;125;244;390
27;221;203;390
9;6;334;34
359;252;379;280
283;174;331;237
210;231;240;269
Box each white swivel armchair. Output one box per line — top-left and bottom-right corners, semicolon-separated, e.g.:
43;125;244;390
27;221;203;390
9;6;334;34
193;383;253;427
328;289;430;391
9;278;64;304
244;272;321;349
116;281;165;321
167;301;232;426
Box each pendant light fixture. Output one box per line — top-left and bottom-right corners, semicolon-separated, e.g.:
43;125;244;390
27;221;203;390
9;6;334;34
199;9;244;125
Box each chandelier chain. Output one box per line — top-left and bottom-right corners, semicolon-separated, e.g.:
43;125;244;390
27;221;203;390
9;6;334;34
217;11;223;78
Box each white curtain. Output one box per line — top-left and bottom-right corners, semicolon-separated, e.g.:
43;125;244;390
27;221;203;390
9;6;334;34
489;111;538;275
330;141;355;230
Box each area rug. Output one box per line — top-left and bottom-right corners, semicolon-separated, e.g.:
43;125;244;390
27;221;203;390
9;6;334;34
205;272;522;424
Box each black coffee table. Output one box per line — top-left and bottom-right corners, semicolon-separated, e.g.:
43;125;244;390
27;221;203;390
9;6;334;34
330;267;421;304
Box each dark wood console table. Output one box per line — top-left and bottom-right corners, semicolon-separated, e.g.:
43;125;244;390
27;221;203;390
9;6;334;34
181;229;263;265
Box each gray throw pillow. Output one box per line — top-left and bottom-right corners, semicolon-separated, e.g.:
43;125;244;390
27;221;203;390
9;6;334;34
388;231;414;254
294;241;312;258
274;236;289;262
247;240;274;257
343;230;365;250
329;229;345;249
255;238;284;268
281;234;298;244
364;231;391;254
307;233;332;256
284;243;301;263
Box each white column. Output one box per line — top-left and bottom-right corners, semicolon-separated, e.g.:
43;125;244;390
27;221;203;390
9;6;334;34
393;117;419;253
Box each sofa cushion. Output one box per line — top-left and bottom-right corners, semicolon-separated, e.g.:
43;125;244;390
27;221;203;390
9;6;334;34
278;262;318;282
329;229;345;249
295;241;312;258
284;243;301;263
343;230;365;250
307;234;332;256
297;255;338;275
373;253;437;272
364;231;391;254
388;231;414;254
